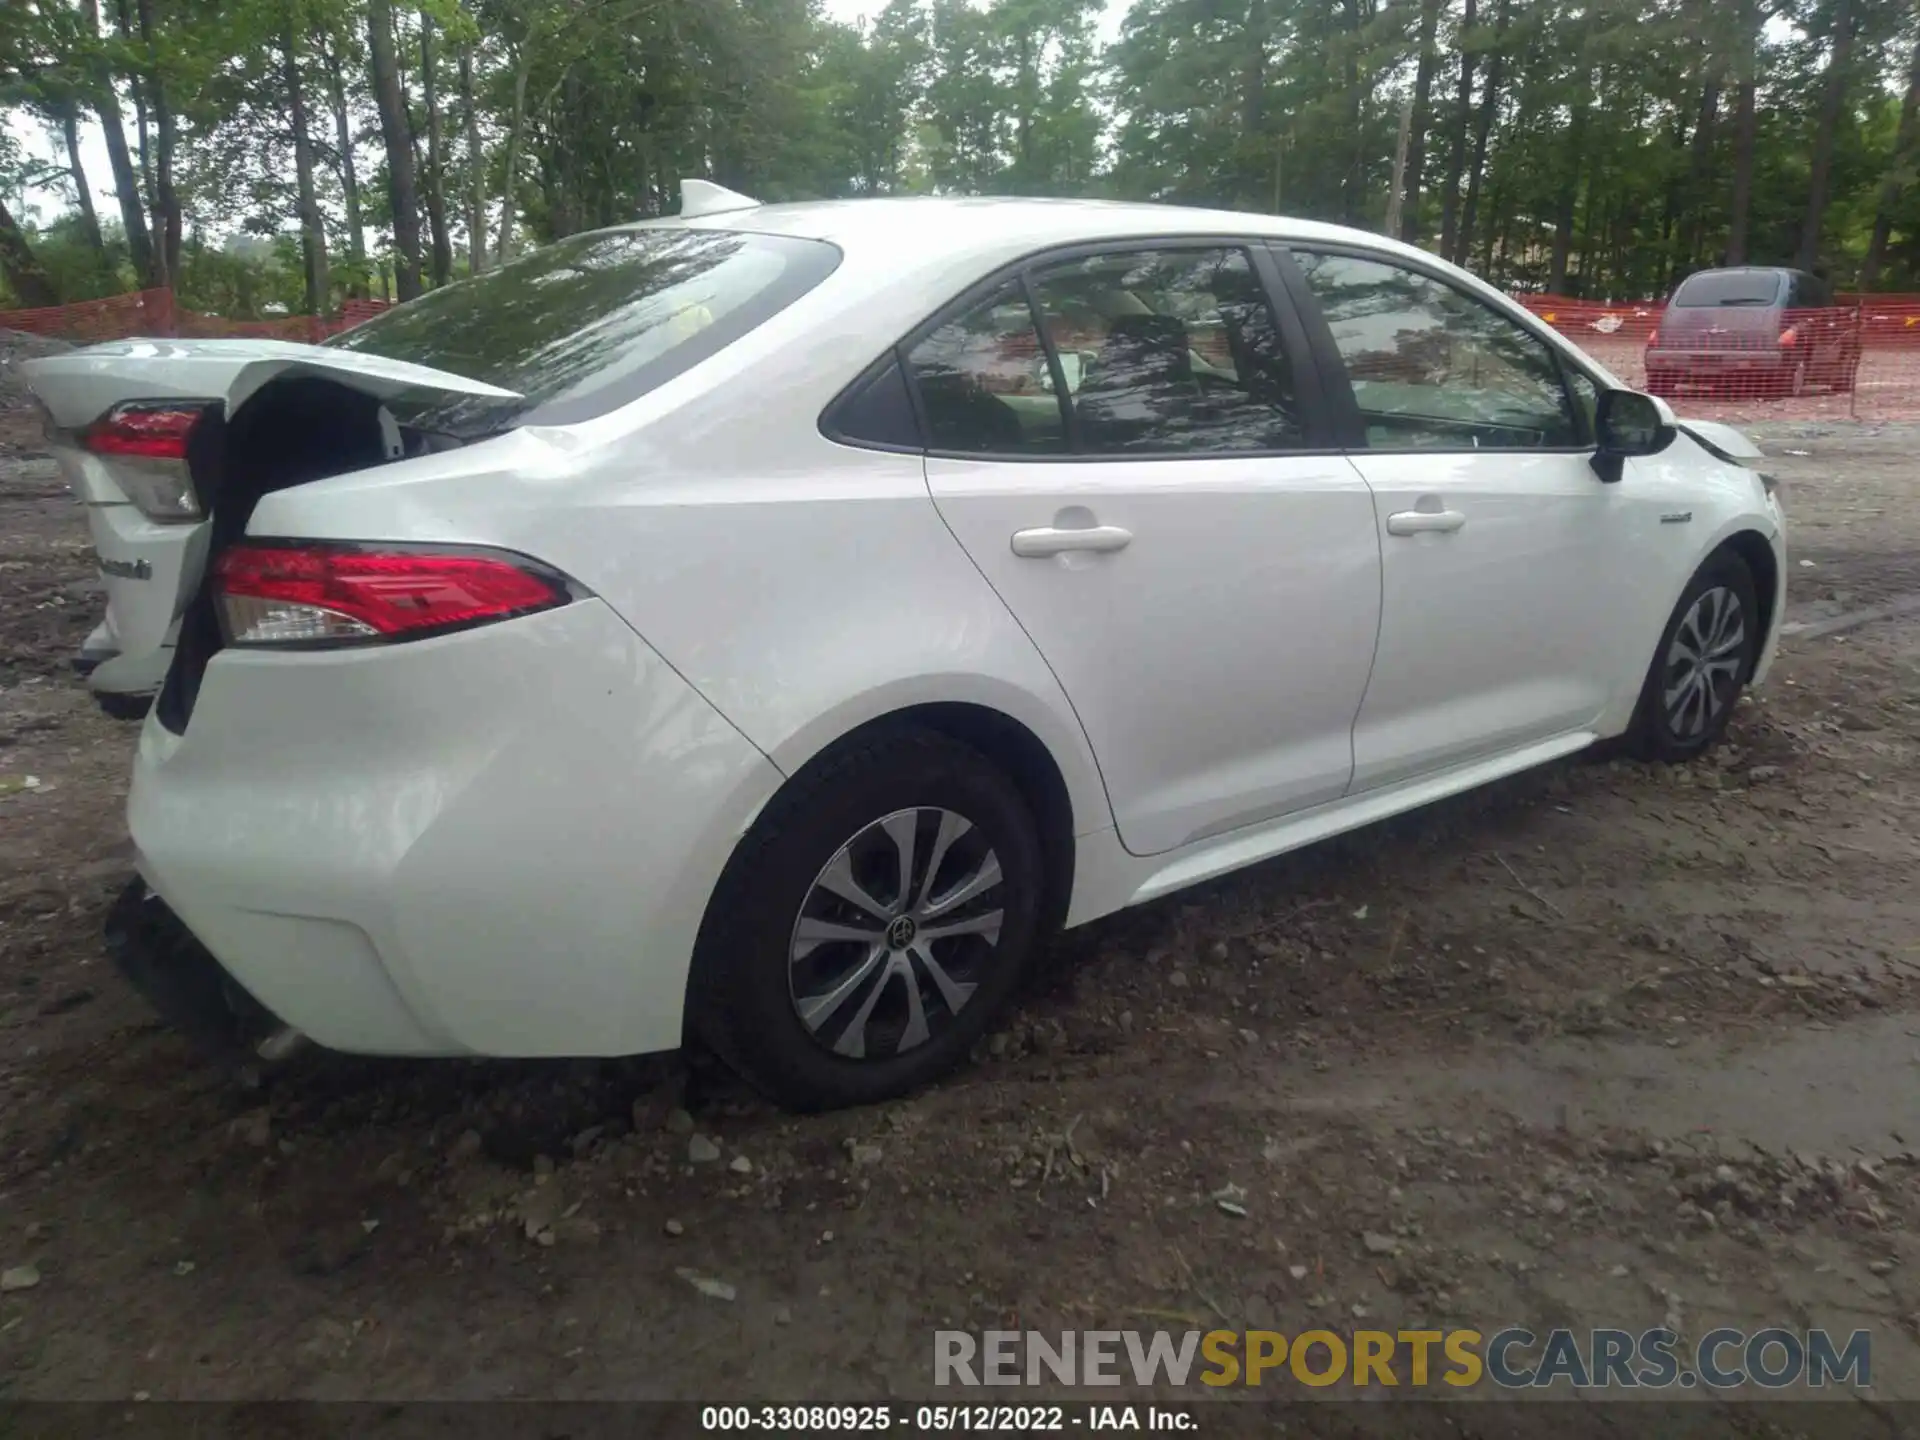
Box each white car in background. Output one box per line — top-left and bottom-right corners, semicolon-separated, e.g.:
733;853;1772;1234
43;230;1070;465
27;183;1785;1110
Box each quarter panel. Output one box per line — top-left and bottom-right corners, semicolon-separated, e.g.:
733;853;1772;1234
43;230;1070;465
129;599;782;1056
249;427;1115;845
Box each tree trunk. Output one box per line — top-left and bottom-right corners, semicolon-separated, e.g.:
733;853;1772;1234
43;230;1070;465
1682;80;1721;271
1386;92;1414;236
419;14;453;287
1438;0;1477;261
1797;0;1855;272
1340;0;1367;225
114;0;154;217
89;0;155;285
1548;101;1587;294
60;105;107;259
1860;27;1920;291
1728;72;1758;263
1477;185;1499;273
323;37;368;298
0;197;59;308
366;0;423;299
1399;0;1443;243
1457;0;1509;267
134;0;181;291
1241;0;1270;206
283;12;330;315
495;46;529;266
459;41;486;272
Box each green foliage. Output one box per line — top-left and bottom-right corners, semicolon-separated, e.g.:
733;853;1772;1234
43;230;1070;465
4;0;1920;310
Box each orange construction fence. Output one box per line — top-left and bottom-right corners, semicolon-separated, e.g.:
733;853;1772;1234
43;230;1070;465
1516;294;1920;422
0;289;389;346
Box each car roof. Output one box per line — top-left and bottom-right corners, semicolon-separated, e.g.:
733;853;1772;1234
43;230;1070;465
642;194;1439;271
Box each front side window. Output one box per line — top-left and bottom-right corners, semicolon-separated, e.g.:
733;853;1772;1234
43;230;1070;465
1294;250;1579;451
901;245;1307;458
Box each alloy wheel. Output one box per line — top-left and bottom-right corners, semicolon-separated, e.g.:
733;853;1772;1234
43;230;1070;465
787;807;1005;1060
1662;585;1745;739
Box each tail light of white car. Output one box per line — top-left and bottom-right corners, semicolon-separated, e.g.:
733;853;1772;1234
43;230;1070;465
213;542;574;647
81;401;214;522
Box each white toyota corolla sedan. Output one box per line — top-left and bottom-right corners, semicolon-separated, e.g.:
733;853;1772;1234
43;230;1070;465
26;183;1785;1109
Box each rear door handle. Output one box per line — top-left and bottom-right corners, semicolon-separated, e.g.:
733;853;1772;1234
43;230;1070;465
1010;525;1134;558
1386;509;1467;536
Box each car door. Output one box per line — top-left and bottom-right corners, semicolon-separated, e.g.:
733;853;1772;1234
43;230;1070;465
1280;246;1636;793
916;241;1383;858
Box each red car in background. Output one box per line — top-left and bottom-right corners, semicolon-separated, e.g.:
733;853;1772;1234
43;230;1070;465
1645;267;1861;399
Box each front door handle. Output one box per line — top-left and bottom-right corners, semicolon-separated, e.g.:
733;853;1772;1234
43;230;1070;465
1386;509;1467;536
1010;524;1134;558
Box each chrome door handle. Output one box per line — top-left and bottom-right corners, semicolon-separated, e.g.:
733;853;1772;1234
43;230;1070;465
1386;509;1467;536
1010;524;1134;558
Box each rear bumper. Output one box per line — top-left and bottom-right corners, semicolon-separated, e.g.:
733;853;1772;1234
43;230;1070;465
103;878;279;1053
1645;350;1794;378
129;597;784;1058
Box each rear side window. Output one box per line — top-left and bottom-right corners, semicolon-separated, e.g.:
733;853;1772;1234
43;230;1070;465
906;282;1067;456
326;228;840;436
1790;273;1832;307
900;245;1306;458
1027;247;1306;455
1671;271;1785;308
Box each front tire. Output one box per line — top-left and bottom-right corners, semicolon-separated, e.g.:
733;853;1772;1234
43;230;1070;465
689;728;1045;1111
1628;552;1759;763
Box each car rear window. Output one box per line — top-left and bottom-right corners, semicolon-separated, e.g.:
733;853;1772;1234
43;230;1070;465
1671;271;1785;308
325;227;840;436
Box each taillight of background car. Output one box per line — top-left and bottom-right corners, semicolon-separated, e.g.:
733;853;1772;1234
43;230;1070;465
81;400;214;523
213;542;573;647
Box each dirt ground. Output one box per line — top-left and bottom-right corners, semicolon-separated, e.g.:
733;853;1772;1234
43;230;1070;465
2;334;1919;1424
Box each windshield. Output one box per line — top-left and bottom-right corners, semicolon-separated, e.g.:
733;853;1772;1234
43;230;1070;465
325;226;840;436
1671;271;1785;308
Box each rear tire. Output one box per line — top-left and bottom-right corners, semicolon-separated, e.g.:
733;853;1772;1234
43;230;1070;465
1626;552;1759;763
689;728;1045;1111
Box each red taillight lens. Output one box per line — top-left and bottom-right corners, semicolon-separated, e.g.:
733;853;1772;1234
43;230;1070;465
1647;328;1660;348
1779;326;1799;348
82;401;206;459
214;543;571;647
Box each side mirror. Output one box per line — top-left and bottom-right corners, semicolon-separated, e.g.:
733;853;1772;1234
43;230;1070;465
1591;389;1676;484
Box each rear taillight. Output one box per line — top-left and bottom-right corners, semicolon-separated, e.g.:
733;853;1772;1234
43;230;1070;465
1647;328;1660;348
81;400;213;522
1779;326;1799;348
214;543;572;647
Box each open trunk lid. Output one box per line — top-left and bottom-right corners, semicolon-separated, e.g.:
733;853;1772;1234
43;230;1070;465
21;339;520;667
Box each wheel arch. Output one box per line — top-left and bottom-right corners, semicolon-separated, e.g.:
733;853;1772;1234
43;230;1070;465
757;699;1083;938
1718;528;1780;679
680;699;1087;1082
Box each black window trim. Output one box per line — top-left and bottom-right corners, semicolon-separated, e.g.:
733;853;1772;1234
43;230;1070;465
819;349;926;456
819;232;1339;463
1273;240;1607;457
